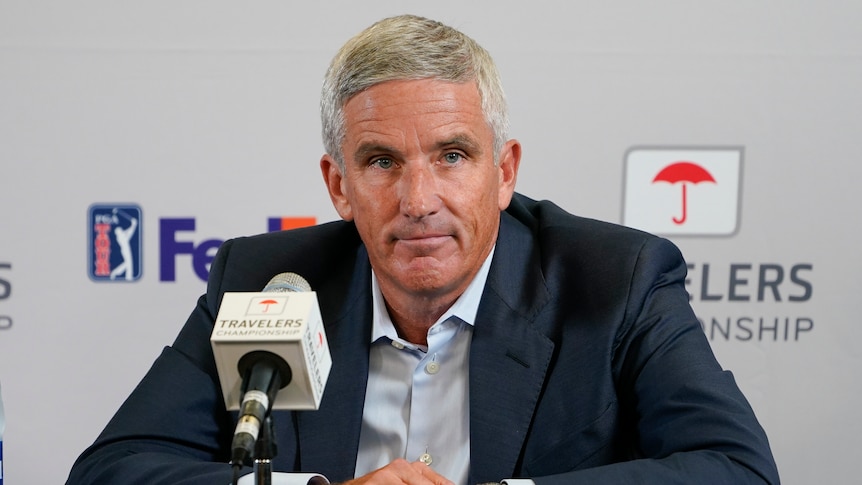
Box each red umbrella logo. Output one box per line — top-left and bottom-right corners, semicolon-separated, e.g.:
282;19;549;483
258;299;279;313
652;161;716;225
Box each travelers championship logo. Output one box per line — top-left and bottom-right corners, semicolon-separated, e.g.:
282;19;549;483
622;147;743;236
88;204;143;281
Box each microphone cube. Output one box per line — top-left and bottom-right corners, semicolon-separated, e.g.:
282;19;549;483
211;291;332;411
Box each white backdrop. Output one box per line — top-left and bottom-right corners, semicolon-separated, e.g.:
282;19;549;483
1;1;861;483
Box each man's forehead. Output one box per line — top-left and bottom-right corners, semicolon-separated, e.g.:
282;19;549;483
343;78;482;113
337;79;495;164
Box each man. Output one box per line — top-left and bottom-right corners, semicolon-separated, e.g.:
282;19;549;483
67;15;779;485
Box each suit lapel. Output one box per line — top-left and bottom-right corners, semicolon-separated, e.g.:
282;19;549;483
469;212;554;483
296;249;373;482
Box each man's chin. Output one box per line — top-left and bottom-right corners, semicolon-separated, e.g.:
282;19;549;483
399;260;443;282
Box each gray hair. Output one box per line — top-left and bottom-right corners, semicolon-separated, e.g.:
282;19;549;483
320;14;509;171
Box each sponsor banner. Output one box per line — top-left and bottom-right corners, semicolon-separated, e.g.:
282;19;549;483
87;206;317;283
622;148;816;344
623;147;743;236
160;216;317;282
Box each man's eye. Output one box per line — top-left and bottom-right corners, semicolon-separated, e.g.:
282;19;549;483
442;153;463;164
372;158;395;169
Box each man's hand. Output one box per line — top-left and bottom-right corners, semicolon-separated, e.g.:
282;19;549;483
342;459;455;485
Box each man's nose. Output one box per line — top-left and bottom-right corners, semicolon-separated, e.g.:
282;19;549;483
399;164;441;219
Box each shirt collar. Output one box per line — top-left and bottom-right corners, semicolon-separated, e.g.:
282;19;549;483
370;245;495;344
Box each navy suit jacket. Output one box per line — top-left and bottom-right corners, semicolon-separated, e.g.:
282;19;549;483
68;194;779;484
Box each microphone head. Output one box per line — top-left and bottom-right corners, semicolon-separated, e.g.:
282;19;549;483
262;272;312;293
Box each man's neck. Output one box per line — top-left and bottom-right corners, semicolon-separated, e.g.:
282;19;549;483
383;293;460;346
370;245;497;347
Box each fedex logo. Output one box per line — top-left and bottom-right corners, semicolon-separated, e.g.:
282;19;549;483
160;217;316;282
159;219;221;282
622;147;743;236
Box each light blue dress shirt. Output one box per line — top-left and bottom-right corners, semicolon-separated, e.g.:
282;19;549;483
354;248;495;484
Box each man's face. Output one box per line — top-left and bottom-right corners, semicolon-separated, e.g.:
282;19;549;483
321;78;520;301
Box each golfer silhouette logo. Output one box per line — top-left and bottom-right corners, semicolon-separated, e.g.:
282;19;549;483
88;204;143;282
109;209;139;280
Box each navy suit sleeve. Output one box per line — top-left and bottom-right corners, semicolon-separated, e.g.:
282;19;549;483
537;237;779;484
67;223;352;484
66;242;240;485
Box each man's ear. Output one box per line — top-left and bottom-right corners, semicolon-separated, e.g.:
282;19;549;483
320;154;354;221
497;139;522;210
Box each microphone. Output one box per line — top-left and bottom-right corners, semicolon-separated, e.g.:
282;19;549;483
210;272;332;467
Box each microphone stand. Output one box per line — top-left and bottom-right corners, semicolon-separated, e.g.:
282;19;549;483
254;415;277;485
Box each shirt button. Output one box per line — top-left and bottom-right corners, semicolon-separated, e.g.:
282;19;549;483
425;361;440;375
390;340;405;350
419;453;433;465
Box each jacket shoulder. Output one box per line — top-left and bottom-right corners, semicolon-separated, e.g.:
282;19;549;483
505;193;686;297
507;193;670;257
210;220;362;294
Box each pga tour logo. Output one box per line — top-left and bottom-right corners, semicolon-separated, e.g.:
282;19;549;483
88;204;143;281
622;147;743;236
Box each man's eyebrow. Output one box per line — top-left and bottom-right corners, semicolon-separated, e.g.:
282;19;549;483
350;135;484;163
433;135;483;155
351;143;402;163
